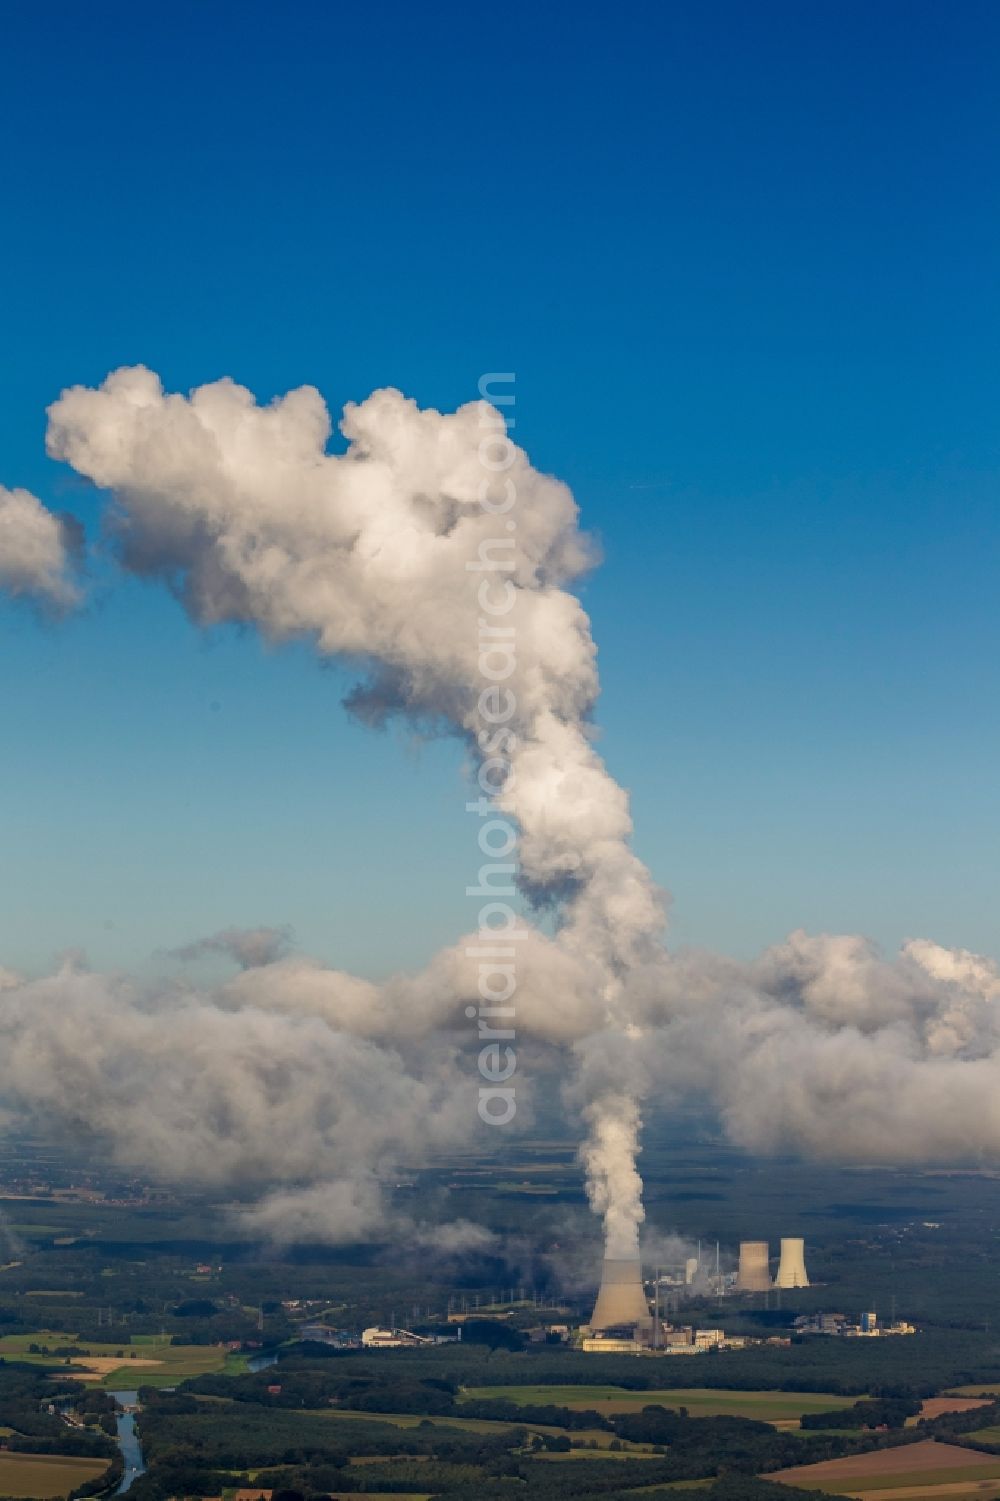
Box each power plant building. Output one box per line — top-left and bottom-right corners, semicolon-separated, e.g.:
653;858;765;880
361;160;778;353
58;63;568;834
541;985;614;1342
736;1240;771;1292
774;1237;809;1289
361;1326;433;1348
589;1257;650;1331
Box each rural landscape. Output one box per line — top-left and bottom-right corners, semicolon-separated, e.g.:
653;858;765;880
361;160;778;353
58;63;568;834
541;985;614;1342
6;1127;1000;1500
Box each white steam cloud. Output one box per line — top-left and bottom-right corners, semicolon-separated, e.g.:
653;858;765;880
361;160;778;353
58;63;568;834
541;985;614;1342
43;367;661;967
579;1093;646;1259
1;367;998;1251
39;365;662;1245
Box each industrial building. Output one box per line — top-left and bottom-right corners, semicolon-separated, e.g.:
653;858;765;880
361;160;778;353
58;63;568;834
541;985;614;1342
843;1312;914;1337
581;1334;646;1353
793;1309;915;1338
734;1236;810;1292
589;1255;652;1331
774;1236;810;1288
736;1240;771;1291
361;1326;434;1348
581;1322;749;1356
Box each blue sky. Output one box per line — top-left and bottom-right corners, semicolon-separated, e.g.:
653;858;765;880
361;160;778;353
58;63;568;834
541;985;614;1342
1;0;998;976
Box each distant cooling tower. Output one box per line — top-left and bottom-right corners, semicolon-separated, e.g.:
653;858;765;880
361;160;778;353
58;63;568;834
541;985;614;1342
774;1237;809;1289
590;1258;651;1330
736;1240;771;1292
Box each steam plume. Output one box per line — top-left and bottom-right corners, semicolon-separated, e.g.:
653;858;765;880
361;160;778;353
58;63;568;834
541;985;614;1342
44;367;662;963
39;366;664;1246
580;1094;645;1259
2;370;1000;1251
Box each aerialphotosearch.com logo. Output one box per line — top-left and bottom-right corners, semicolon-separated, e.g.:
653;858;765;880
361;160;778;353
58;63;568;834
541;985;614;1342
466;372;519;1128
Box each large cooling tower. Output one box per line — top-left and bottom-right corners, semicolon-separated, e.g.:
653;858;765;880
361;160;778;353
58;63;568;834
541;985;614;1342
590;1258;650;1330
736;1240;771;1292
774;1236;809;1288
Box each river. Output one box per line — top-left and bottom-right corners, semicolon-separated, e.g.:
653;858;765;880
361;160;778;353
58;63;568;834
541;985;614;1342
108;1391;144;1495
103;1356;277;1494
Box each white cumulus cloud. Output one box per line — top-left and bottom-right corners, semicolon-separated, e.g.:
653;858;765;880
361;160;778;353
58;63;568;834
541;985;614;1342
0;486;81;608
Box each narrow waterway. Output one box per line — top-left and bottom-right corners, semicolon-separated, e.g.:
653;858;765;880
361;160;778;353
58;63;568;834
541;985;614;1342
100;1360;275;1493
109;1391;145;1495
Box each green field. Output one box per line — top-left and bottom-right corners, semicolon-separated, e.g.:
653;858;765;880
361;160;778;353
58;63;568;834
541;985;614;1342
315;1407;565;1436
310;1406;662;1451
0;1329;238;1387
461;1384;851;1422
624;1485;713;1495
968;1425;1000;1444
313;1407;606;1443
0;1452;111;1499
535;1449;663;1461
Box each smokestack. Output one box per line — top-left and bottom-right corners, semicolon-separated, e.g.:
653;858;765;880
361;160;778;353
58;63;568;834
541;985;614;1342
774;1237;809;1288
590;1257;650;1330
736;1240;771;1292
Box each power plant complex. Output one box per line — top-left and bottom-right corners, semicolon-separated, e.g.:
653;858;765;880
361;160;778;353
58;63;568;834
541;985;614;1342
583;1234;813;1355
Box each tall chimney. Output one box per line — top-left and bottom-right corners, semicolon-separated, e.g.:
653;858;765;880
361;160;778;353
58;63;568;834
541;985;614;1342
736;1240;771;1292
590;1257;650;1330
774;1237;809;1288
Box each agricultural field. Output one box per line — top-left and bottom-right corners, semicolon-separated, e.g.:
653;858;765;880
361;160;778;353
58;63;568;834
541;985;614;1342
0;1329;238;1387
910;1398;994;1424
769;1437;1000;1496
628;1484;714;1493
316;1407;565;1436
461;1383;851;1423
0;1452;111;1499
312;1406;656;1450
534;1448;663;1461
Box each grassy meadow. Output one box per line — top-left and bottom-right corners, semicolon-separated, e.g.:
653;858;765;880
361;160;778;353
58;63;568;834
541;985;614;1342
461;1383;851;1423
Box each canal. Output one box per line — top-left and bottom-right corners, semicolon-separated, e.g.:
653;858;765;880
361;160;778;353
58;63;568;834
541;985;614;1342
109;1391;145;1494
105;1354;278;1492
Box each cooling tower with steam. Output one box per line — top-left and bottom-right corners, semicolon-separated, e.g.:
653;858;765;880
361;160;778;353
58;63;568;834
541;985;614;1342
736;1240;771;1292
590;1257;651;1330
774;1236;809;1288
